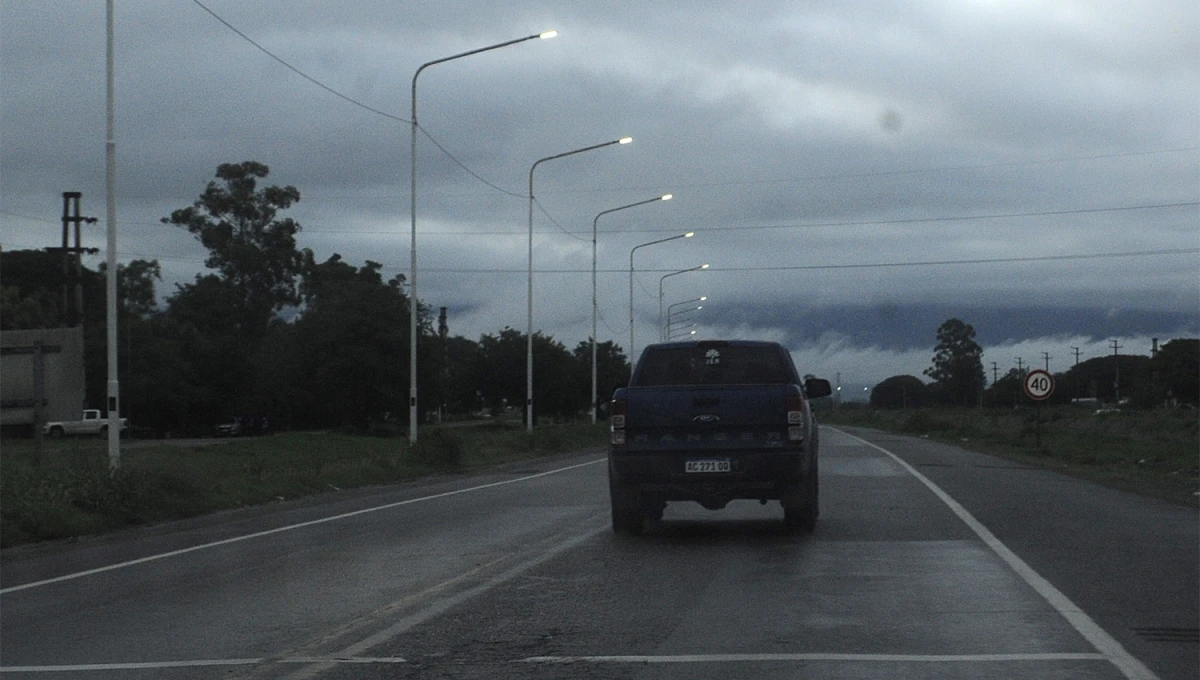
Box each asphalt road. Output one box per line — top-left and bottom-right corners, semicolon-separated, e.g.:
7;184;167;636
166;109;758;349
1;427;1195;680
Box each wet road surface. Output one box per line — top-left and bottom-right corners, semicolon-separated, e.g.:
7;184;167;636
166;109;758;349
1;427;1194;679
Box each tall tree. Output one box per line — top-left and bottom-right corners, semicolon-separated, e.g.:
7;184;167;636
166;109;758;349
477;329;585;422
924;318;986;406
286;255;413;429
1065;354;1149;404
114;259;162;317
1148;338;1199;405
870;375;928;409
572;339;632;415
0;285;58;330
983;367;1026;407
0;249;67;329
162;161;305;336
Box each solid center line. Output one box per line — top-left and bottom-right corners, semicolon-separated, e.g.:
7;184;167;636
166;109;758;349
0;457;606;595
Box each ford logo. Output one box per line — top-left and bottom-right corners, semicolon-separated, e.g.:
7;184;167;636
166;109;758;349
693;414;721;424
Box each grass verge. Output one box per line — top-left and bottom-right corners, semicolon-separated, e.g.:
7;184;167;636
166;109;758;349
0;420;607;549
819;405;1199;506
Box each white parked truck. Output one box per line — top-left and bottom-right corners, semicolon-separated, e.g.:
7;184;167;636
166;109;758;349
43;409;127;438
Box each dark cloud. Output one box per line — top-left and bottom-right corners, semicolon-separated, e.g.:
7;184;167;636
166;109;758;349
2;1;1195;385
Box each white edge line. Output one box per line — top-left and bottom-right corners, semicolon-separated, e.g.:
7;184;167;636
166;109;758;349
519;653;1107;664
827;427;1161;680
0;657;410;673
0;458;606;595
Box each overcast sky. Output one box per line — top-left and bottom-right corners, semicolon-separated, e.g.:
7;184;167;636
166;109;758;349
2;1;1197;393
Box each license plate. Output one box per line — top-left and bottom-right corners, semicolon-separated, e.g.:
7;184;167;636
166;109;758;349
686;459;731;473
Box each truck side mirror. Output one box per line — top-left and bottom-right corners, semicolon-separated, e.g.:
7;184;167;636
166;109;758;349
804;378;833;399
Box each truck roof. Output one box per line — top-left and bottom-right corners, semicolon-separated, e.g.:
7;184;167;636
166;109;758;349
642;339;782;350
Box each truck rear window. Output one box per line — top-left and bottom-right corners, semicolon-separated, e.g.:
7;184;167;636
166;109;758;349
635;346;790;386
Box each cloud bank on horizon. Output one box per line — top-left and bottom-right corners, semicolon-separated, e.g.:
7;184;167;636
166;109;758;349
2;1;1196;384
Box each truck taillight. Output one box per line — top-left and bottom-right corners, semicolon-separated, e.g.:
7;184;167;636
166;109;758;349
786;394;805;441
610;398;626;446
610;398;626;428
786;395;804;424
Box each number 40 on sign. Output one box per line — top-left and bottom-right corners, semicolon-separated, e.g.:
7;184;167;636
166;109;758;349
1023;369;1054;401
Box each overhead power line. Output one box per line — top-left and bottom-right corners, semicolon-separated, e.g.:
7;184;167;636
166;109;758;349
294;200;1197;236
418;127;523;198
188;0;1200;211
412;248;1200;274
4;244;1191;274
6;200;1194;238
562;146;1200;193
191;0;408;123
191;0;530;198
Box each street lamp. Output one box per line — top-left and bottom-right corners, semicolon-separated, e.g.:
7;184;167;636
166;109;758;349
667;325;697;341
665;297;704;338
629;232;693;361
527;137;632;431
589;194;672;423
659;265;709;341
409;30;556;443
666;307;702;335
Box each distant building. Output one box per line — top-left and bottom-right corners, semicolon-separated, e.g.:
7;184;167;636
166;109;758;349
0;327;85;427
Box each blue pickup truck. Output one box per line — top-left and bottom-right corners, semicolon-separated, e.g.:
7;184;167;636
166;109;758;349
608;340;833;535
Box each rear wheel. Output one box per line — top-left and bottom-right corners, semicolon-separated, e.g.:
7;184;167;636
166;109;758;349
644;500;666;522
609;478;644;536
47;426;65;439
784;503;817;534
782;471;819;534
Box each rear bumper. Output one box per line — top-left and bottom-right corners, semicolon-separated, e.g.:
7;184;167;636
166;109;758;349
609;449;811;503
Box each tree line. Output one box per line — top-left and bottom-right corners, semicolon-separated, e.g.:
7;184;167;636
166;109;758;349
870;318;1198;409
1;162;630;435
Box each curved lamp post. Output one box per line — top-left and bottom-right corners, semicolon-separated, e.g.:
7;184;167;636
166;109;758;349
409;30;556;443
527;137;632;431
665;296;705;338
658;265;709;341
589;194;672;423
667;325;698;341
629;232;693;361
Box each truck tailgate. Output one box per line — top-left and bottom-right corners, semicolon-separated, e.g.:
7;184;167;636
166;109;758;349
620;384;793;453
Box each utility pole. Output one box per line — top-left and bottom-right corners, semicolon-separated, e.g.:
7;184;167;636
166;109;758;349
991;362;998;385
1070;346;1081;400
33;341;45;467
58;192;98;328
1015;357;1025;374
438;307;448;424
105;0;121;470
1041;352;1051;372
1110;339;1122;404
1150;338;1160;405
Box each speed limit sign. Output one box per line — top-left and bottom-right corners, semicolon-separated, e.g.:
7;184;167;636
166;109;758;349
1023;369;1055;401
